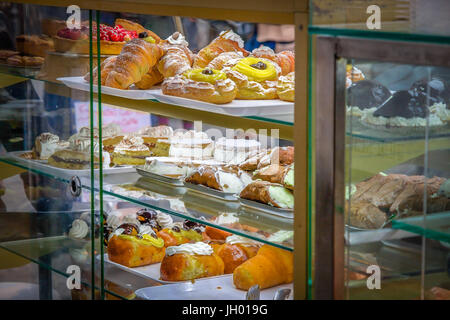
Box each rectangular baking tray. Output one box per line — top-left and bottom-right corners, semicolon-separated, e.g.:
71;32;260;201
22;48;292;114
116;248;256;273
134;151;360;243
58;76;160;100
152;92;294;117
102;254;229;285
135;276;293;300
239;198;293;219
183;182;239;201
6;151;136;177
136;166;184;186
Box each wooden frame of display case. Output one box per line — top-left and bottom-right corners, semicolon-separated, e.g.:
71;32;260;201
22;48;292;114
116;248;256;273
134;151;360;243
314;35;450;299
3;0;310;300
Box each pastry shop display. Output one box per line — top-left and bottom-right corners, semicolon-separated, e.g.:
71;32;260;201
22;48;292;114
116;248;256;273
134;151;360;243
157;32;194;78
346;80;391;117
15;34;54;57
157;220;206;247
239;180;294;209
104;35;164;89
193;30;249;68
250;46;295;76
161;68;237;104
221;56;281;100
112;135;151;165
160;242;225;281
233;244;293;290
346;64;365;88
48;149;99;169
277;72;295;102
32;132;69;160
107;221;166;268
214;235;261;273
348;173;450;229
213;137;261;165
185;165;253;194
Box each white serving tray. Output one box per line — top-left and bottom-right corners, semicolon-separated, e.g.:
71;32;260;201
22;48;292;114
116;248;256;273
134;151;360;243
7;151;136;177
102;254;228;285
135;276;293;300
153;92;294;117
57;76;161;100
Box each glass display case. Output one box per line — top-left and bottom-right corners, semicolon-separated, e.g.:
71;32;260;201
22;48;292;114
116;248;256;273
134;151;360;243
311;1;450;300
0;1;309;300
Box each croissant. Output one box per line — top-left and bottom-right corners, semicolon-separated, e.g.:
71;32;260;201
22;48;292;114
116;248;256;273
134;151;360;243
233;244;293;290
135;65;164;89
251;46;295;75
193;30;249;68
105;38;163;89
84;55;117;85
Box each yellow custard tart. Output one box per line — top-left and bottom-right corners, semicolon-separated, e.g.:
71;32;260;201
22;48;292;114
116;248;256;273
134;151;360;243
184;68;227;84
231;57;277;82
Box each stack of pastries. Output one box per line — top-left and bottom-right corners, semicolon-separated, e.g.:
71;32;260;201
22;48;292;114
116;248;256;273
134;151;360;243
105;208;293;289
83;28;295;103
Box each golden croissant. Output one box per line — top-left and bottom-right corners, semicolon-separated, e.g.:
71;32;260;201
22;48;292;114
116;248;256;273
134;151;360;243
105;38;163;89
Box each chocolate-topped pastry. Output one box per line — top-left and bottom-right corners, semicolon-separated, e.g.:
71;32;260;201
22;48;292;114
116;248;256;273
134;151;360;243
347;80;391;110
136;208;158;224
409;76;450;106
183;220;206;234
117;223;139;236
373;90;429;119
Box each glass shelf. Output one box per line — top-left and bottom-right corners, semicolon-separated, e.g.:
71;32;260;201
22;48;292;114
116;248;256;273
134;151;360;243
392;212;450;243
103;173;294;251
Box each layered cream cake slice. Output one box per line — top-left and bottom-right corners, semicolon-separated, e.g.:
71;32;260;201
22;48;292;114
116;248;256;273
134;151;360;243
112;136;151;166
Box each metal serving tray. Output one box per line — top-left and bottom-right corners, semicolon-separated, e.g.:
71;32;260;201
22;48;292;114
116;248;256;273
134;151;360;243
239;198;293;219
183;182;239;202
135;166;184;186
135;276;293;300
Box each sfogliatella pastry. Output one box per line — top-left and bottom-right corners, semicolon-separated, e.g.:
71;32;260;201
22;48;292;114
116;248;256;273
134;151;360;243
221;56;281;100
48;149;99;169
277;72;295;102
250;46;295;76
214;235;261;274
112;135;151;165
193;30;249;68
346;80;391;117
160;242;224;281
105;34;163;89
240;180;294;209
33;132;69;160
157;220;205;247
157;32;194;78
108;221;165;267
213;137;261;165
233;244;293;290
162;67;237;104
185;165;253;194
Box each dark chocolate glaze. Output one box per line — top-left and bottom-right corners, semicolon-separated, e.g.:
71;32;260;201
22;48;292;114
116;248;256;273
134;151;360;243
183;220;205;233
118;223;139;235
373;90;429;119
347;80;391;109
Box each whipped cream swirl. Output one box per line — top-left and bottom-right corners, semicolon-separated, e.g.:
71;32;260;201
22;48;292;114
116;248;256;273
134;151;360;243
69;219;89;240
166;242;213;256
226;235;260;247
156;212;174;229
167;32;188;46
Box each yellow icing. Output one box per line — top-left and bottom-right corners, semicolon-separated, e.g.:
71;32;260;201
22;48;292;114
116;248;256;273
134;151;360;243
167;229;203;242
144;36;156;44
118;234;164;248
232;57;277;82
184;68;226;84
